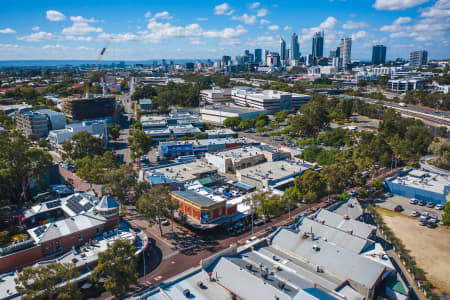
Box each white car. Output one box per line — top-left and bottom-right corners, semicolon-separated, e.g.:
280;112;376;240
409;198;418;204
435;204;444;210
410;210;419;217
246;236;257;244
420;212;429;219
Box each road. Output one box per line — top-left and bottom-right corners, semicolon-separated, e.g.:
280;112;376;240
341;95;450;127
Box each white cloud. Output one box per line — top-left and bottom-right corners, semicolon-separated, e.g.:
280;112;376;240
351;30;368;40
393;17;412;25
62;22;103;35
373;0;429;10
256;8;268;17
144;12;151;18
349;13;357;18
420;0;450;18
196;17;208;21
232;14;257;25
0;28;16;34
320;16;339;30
188;38;205;45
247;35;276;47
260;19;270;25
46;10;66;21
153;11;172;20
249;2;261;9
203;25;247;39
43;44;66;49
268;25;279;31
17;31;54;42
70;16;99;23
342;21;369;29
284;25;292;31
65;35;94;41
98;32;139;42
32;26;40;31
214;3;234;15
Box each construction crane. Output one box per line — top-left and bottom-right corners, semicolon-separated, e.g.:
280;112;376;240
85;38;112;97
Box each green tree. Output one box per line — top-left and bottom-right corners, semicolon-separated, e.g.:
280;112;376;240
291;98;330;137
62;131;105;161
75;151;118;184
295;170;326;203
136;185;177;236
108;124;121;140
103;165;137;207
194;132;208;139
15;262;81;300
90;239;138;298
442;201;450;226
223;116;242;129
439;126;448;138
0;131;52;204
130;130;152;163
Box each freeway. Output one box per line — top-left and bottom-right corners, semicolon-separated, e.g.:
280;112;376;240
340;95;450;127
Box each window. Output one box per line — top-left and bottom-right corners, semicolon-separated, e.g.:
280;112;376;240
55;240;60;248
96;227;100;235
78;233;83;241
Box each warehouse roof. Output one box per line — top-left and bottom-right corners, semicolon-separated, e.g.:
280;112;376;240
172;191;218;207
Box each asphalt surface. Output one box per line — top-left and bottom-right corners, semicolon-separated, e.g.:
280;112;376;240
376;195;444;219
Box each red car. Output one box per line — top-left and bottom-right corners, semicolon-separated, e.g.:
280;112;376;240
394;205;403;212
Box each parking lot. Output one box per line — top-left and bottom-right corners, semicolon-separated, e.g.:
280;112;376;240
376;195;444;221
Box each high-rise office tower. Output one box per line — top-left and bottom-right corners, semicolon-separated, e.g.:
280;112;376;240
262;49;269;65
221;56;231;67
312;31;324;58
409;50;428;69
254;49;262;64
280;36;286;61
372;45;387;65
339;37;352;71
291;33;300;60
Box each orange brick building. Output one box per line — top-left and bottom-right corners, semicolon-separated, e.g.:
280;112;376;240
171;191;237;226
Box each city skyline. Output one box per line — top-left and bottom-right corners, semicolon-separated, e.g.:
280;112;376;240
0;0;448;61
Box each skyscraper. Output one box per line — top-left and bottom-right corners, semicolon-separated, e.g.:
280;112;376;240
372;45;387;65
222;55;231;66
280;36;286;61
409;50;428;69
262;49;269;65
312;31;324;58
339;37;352;71
254;49;262;64
291;33;300;60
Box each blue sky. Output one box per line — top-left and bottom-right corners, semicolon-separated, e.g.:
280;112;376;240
0;0;448;61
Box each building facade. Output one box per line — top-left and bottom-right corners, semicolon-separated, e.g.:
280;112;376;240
62;97;116;121
312;31;324;59
15;111;49;138
410;50;428;69
372;45;386;65
340;37;352;71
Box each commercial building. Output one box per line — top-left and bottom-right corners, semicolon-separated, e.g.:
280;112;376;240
254;49;262;65
385;169;449;205
62;97;116;121
372;45;387;65
134;214;396;300
409;50;428;69
236;160;311;190
312;31;324;59
340;37;352;71
15;111;50;138
171;190;237;228
280;37;286;61
204;128;237;139
48;120;107;147
170;125;202;139
142;160;218;189
205;146;267;173
36;109;66;130
0;195;119;273
291;33;300;60
200;105;267;124
386;78;424;93
231;86;312;113
158;138;247;160
138;99;152;111
199;88;231;104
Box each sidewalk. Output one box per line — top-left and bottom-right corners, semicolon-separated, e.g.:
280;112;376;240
387;249;426;300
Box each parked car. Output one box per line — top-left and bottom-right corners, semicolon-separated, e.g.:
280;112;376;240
435;204;444;210
410;210;419;217
420;212;429;219
349;190;357;196
418;219;427;226
427;222;437;228
384;192;393;198
426;202;435;208
394;205;403;212
246;236;257;244
417;200;426;206
409;198;418;204
253;219;264;226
